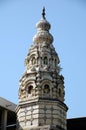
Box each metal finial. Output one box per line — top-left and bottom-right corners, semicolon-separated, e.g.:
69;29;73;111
42;7;46;19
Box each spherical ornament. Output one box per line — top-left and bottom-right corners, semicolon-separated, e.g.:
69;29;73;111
36;19;51;31
33;18;53;44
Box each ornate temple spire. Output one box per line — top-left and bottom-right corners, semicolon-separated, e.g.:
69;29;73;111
16;8;68;130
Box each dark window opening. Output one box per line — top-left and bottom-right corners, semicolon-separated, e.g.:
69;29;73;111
44;57;48;65
28;86;33;94
44;84;50;94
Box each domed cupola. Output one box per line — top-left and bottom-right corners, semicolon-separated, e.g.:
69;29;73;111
33;7;53;44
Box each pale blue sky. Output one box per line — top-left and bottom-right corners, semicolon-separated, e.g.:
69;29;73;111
0;0;86;118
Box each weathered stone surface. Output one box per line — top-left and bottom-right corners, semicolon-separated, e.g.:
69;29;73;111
16;8;68;130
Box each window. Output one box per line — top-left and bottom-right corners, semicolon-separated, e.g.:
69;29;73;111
44;84;50;94
28;85;33;94
32;57;36;65
44;56;48;65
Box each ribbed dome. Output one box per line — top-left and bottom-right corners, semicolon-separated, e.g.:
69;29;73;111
36;19;51;31
33;30;53;44
33;8;53;44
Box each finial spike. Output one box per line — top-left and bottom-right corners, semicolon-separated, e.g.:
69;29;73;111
42;7;46;19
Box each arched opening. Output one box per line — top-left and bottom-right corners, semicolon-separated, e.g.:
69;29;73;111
28;85;33;94
44;56;48;65
32;57;36;65
44;84;50;94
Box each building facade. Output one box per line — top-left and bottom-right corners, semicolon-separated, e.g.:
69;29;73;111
16;8;68;130
0;97;16;130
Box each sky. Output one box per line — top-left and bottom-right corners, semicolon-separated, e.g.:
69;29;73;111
0;0;86;119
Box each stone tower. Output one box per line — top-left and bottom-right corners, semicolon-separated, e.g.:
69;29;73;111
16;8;68;130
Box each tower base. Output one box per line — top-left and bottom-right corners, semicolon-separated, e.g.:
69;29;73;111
19;125;65;130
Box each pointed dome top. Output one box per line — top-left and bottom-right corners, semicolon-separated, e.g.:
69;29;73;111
36;7;51;31
33;8;53;44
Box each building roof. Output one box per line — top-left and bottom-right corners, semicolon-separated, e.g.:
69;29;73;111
67;117;86;130
0;97;17;112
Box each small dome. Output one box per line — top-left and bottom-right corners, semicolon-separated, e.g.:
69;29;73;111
33;30;53;44
36;19;51;31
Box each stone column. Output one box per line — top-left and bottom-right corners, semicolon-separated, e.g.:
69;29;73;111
1;109;7;130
